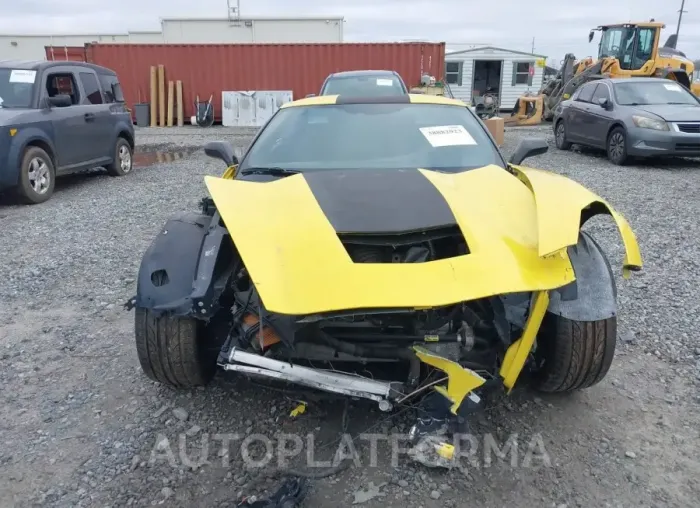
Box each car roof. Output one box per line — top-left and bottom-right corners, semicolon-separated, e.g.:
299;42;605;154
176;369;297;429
281;93;466;109
599;77;687;85
327;70;399;78
0;59;117;75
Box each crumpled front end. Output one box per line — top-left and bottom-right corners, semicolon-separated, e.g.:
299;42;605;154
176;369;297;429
205;163;641;468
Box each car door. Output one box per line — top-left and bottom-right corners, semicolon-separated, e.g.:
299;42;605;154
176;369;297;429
76;70;113;164
569;83;598;145
566;83;596;144
41;68;96;171
587;82;615;148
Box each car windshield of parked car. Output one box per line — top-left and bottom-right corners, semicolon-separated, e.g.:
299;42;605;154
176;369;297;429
322;75;405;96
239;103;505;173
0;68;36;108
613;81;700;106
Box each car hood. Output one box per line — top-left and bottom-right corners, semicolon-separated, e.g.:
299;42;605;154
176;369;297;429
0;108;31;125
205;166;642;315
631;104;700;122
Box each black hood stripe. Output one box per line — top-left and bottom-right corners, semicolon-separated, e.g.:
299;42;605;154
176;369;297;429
302;169;458;234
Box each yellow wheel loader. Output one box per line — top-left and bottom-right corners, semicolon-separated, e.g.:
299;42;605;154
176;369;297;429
509;21;698;126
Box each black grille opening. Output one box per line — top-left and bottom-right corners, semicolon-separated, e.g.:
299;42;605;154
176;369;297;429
675;142;700;151
338;225;469;263
677;123;700;134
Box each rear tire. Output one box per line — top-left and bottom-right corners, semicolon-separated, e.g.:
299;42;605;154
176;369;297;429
554;121;572;150
106;137;133;177
533;314;617;393
134;307;217;388
606;127;628;166
17;146;55;204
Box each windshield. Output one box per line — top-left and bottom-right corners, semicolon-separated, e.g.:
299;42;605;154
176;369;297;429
0;68;36;108
599;27;635;59
322;75;405;96
613;81;700;106
239;103;504;173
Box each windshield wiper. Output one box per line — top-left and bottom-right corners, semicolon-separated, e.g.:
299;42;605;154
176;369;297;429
239;167;300;176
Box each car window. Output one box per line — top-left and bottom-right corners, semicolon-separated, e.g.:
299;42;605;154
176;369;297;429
613;81;700;106
45;72;80;105
98;74;124;103
0;68;36;108
79;72;103;105
239;103;505;173
591;83;610;103
576;83;597;103
322;75;405;96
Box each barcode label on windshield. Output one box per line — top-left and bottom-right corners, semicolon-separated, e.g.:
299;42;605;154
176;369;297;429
376;78;394;86
10;70;37;84
419;125;477;147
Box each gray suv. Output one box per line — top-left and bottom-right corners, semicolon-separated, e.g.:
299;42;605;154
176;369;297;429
0;60;135;204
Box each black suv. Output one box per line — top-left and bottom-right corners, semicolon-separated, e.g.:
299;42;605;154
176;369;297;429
0;60;135;204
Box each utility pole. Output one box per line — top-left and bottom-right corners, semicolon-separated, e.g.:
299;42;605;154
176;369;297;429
531;37;535;54
676;0;687;40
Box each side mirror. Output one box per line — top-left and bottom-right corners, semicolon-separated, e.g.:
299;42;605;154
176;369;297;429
204;141;238;167
46;94;72;108
588;30;595;43
306;93;316;98
508;137;549;165
598;97;610;109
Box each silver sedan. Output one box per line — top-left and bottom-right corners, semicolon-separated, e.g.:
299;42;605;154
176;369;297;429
553;77;700;165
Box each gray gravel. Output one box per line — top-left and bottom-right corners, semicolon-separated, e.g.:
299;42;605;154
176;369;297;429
1;124;699;508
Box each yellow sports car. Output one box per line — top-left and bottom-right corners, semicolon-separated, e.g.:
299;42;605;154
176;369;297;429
128;93;642;465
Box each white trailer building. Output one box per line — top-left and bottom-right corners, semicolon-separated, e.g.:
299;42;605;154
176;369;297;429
444;46;547;111
0;16;345;61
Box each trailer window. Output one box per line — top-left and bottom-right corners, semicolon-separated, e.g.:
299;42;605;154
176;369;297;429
513;62;533;86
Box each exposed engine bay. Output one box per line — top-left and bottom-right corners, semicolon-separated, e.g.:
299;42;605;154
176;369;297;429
213;224;527;418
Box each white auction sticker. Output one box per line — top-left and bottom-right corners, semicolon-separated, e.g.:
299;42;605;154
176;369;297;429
376;78;394;86
419;125;477;147
9;69;37;84
663;83;682;91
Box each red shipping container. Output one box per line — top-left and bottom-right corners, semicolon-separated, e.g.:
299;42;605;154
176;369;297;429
45;46;87;62
84;43;446;122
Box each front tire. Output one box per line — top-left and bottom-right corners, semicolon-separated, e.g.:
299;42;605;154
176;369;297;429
554;120;572;150
106;137;133;177
134;308;217;388
17;146;56;204
533;314;617;393
606;127;628;166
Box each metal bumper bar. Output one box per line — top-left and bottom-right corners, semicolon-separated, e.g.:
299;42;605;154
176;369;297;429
221;348;400;411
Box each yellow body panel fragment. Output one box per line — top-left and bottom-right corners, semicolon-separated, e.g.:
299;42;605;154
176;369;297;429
205;165;577;315
499;291;550;392
222;165;237;180
413;346;487;414
511;165;642;277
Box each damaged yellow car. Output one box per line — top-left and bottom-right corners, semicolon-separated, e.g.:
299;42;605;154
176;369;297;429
127;94;641;461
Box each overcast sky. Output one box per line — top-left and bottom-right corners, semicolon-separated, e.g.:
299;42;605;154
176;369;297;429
2;0;698;63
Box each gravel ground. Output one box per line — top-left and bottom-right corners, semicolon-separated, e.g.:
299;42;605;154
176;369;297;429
1;124;699;508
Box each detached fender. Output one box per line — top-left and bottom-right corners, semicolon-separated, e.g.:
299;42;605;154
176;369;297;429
133;211;232;318
510;165;642;278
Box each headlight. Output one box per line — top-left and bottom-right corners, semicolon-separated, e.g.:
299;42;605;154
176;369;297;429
632;115;669;131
